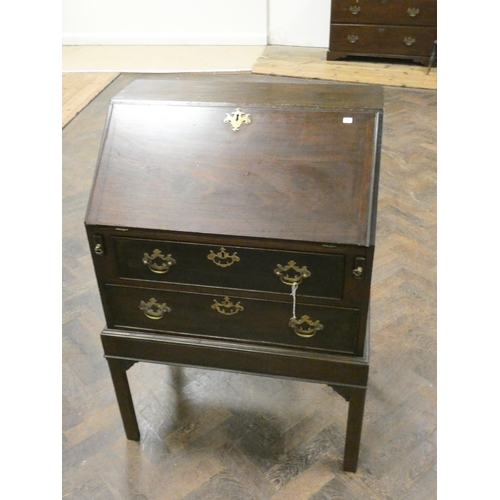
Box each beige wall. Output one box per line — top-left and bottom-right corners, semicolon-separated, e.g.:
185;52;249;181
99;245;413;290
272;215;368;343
62;0;330;48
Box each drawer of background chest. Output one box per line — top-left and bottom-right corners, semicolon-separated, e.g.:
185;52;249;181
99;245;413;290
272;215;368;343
331;0;436;26
104;284;360;354
329;24;437;56
112;237;345;300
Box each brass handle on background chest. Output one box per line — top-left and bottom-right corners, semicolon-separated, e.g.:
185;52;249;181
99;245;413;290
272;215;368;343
142;249;176;274
207;247;240;268
347;35;359;44
349;5;361;14
404;37;416;46
407;7;420;17
289;315;324;338
211;297;244;316
139;298;171;320
274;261;311;286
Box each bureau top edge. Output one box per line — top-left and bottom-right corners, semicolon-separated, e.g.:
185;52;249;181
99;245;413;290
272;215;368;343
111;79;384;111
84;222;375;249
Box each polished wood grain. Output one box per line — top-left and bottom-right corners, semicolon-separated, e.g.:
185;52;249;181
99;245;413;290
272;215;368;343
86;78;382;246
113;78;384;109
63;73;436;499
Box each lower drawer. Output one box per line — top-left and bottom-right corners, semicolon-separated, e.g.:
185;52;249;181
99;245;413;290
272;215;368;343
329;24;437;57
104;285;360;354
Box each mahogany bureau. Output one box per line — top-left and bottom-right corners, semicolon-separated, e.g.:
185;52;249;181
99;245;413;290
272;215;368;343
85;77;384;472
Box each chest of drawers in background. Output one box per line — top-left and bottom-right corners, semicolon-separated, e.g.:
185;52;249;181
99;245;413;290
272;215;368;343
327;0;437;65
85;76;384;472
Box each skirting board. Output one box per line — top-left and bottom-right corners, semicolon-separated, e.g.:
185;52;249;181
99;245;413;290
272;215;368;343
62;46;266;73
62;33;268;46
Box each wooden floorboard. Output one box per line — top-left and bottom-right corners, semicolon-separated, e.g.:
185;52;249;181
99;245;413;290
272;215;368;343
63;73;436;499
252;46;437;90
62;72;120;128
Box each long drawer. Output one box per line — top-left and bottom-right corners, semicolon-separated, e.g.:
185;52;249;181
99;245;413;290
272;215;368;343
104;284;360;354
112;237;346;300
329;24;437;56
330;0;436;27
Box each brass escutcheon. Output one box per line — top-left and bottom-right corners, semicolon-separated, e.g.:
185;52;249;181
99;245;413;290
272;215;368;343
211;297;244;316
142;249;176;274
289;315;324;338
347;34;359;44
139;298;171;320
207;247;240;268
407;7;420;17
404;36;416;46
223;108;251;132
274;261;311;286
349;5;361;14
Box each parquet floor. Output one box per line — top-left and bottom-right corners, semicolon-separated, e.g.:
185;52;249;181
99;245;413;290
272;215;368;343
62;73;436;499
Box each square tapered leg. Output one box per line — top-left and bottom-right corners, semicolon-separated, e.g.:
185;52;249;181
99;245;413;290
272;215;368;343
107;358;140;441
343;387;367;472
